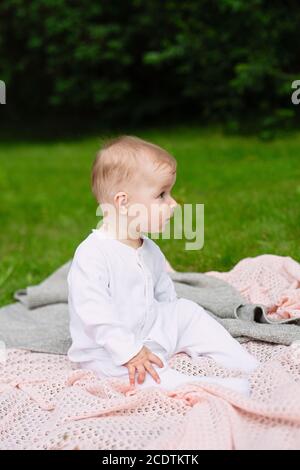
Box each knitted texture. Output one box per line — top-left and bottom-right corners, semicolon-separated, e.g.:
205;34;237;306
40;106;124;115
1;341;299;450
206;255;300;320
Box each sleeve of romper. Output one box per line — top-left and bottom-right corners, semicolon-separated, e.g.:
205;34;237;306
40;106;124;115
67;245;144;366
154;250;178;303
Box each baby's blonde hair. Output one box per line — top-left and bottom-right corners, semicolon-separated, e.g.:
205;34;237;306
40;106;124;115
91;135;177;204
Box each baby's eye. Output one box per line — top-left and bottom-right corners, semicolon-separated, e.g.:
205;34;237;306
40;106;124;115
159;192;165;199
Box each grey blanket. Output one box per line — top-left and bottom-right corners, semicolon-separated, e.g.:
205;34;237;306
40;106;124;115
0;260;299;355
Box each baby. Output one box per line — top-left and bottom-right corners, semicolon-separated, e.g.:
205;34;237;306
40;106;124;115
67;135;259;395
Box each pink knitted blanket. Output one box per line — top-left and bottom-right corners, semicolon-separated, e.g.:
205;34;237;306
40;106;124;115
1;341;300;450
204;255;300;321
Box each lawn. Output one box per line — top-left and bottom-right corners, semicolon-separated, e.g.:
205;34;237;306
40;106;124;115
1;125;299;307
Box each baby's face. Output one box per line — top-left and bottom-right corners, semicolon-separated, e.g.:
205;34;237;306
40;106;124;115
128;166;178;234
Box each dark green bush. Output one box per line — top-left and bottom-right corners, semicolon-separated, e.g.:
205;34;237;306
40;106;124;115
0;0;299;130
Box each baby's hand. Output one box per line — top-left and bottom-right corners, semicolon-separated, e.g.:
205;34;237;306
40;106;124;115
123;346;164;388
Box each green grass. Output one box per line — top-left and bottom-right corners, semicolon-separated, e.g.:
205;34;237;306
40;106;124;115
1;125;300;307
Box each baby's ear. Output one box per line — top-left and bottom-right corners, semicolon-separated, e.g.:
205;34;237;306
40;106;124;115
165;258;176;273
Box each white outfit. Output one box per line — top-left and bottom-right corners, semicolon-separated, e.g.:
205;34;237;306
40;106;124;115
67;227;259;396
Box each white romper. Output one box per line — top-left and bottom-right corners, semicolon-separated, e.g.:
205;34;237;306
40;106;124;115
67;227;259;395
